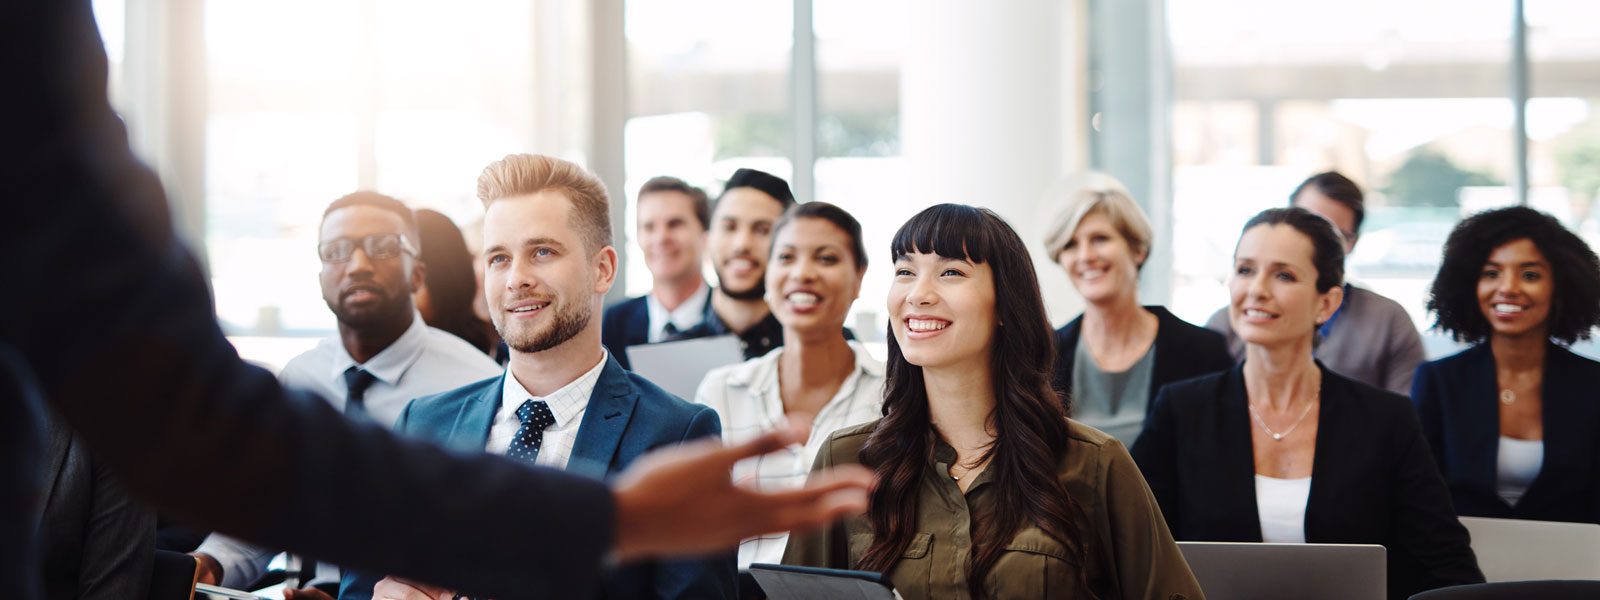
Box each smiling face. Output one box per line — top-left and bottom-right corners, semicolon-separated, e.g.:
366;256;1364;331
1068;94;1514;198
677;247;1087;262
1228;224;1343;349
766;217;864;335
482;191;616;354
888;252;998;372
1056;209;1145;305
636;190;707;285
319;205;422;329
1476;238;1553;340
708;188;785;300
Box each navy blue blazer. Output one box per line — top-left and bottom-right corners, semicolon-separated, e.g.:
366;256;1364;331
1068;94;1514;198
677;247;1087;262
1050;305;1233;407
1131;363;1483;600
601;296;652;370
340;355;737;600
1412;343;1600;524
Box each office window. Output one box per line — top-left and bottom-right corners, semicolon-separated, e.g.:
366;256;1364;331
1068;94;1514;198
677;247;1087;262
1165;0;1513;354
203;0;549;342
620;0;795;298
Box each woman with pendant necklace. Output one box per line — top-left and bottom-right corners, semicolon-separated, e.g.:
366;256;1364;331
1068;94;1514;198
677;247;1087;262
1413;207;1600;524
1130;208;1482;600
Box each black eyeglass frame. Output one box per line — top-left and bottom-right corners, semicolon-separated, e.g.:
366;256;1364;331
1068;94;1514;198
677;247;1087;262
317;233;417;264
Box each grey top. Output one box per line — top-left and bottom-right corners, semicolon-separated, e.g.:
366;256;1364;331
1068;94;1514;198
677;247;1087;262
1207;285;1425;396
1072;338;1157;445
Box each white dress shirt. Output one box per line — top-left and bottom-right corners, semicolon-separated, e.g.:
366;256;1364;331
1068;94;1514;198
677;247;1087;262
645;281;710;343
485;351;608;470
693;341;885;567
197;311;501;589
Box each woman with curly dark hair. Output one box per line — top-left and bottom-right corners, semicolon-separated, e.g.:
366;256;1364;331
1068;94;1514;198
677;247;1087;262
1412;206;1600;524
783;204;1200;599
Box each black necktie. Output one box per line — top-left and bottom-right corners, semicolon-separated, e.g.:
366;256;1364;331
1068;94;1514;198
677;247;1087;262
662;322;680;337
343;367;377;421
507;400;556;464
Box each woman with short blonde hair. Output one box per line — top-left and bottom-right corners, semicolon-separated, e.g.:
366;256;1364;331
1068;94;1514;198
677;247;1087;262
1043;173;1231;443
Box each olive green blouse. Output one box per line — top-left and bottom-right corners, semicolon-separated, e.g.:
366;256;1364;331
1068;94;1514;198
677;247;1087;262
782;419;1203;600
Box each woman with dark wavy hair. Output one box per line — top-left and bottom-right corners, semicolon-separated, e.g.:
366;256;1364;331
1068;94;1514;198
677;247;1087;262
1413;206;1600;524
413;209;494;355
784;204;1200;599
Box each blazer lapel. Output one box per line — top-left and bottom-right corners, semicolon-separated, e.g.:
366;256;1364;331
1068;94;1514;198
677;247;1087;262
451;377;504;453
1461;345;1502;497
1518;345;1578;514
1215;366;1265;541
568;356;638;479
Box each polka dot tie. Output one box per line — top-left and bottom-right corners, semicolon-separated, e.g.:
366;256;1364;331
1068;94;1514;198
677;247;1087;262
507;399;555;465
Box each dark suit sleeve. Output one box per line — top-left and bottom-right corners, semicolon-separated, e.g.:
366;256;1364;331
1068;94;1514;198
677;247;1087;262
1129;389;1182;535
651;407;738;599
1386;407;1484;593
4;3;613;598
75;460;156;600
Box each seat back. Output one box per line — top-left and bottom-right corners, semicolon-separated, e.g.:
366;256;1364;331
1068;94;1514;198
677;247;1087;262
1409;580;1600;599
1458;516;1600;582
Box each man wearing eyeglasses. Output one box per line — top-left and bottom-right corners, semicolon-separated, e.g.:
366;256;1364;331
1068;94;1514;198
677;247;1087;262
190;192;502;595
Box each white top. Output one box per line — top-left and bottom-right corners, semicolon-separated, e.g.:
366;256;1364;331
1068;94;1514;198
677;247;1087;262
1255;474;1312;543
485;351;609;470
693;341;886;567
1497;436;1545;506
200;312;501;589
646;281;711;343
278;311;503;427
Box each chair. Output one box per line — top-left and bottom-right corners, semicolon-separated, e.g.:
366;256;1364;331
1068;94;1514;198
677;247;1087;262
1458;516;1600;582
149;550;199;600
1409;580;1600;599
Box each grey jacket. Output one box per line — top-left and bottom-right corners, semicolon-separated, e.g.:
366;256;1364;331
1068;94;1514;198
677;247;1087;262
39;417;155;600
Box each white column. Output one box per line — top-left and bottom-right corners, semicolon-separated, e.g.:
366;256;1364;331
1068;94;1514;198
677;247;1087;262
901;0;1088;326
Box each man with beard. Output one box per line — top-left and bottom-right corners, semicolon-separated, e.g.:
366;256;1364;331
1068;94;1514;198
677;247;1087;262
190;192;502;595
670;169;796;361
601;177;712;370
343;155;735;600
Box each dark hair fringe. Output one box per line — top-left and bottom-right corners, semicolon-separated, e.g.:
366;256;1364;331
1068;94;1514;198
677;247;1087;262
1289;171;1366;233
859;203;1095;600
638;175;711;230
1427;206;1600;345
323;191;418;244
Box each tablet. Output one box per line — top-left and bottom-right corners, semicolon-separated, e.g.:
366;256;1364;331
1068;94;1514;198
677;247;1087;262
747;563;901;600
194;583;274;600
626;334;745;399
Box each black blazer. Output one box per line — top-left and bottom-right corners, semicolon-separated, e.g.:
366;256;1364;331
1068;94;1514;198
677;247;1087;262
39;417;155;600
1412;343;1600;524
1131;364;1484;600
1050;306;1232;406
601;295;651;370
4;2;616;597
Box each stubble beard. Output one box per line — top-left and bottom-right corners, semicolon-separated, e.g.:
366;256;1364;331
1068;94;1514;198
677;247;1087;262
499;297;593;354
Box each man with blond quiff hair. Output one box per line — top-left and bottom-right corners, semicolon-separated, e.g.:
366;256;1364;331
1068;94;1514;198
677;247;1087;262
476;153;614;253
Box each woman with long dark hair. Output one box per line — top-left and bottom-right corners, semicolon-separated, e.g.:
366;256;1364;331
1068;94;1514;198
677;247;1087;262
784;204;1199;599
413;209;494;355
1131;207;1482;599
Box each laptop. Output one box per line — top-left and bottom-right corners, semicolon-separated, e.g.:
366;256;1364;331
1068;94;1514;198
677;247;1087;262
626;334;745;400
747;564;900;600
1178;542;1386;600
1459;516;1600;582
